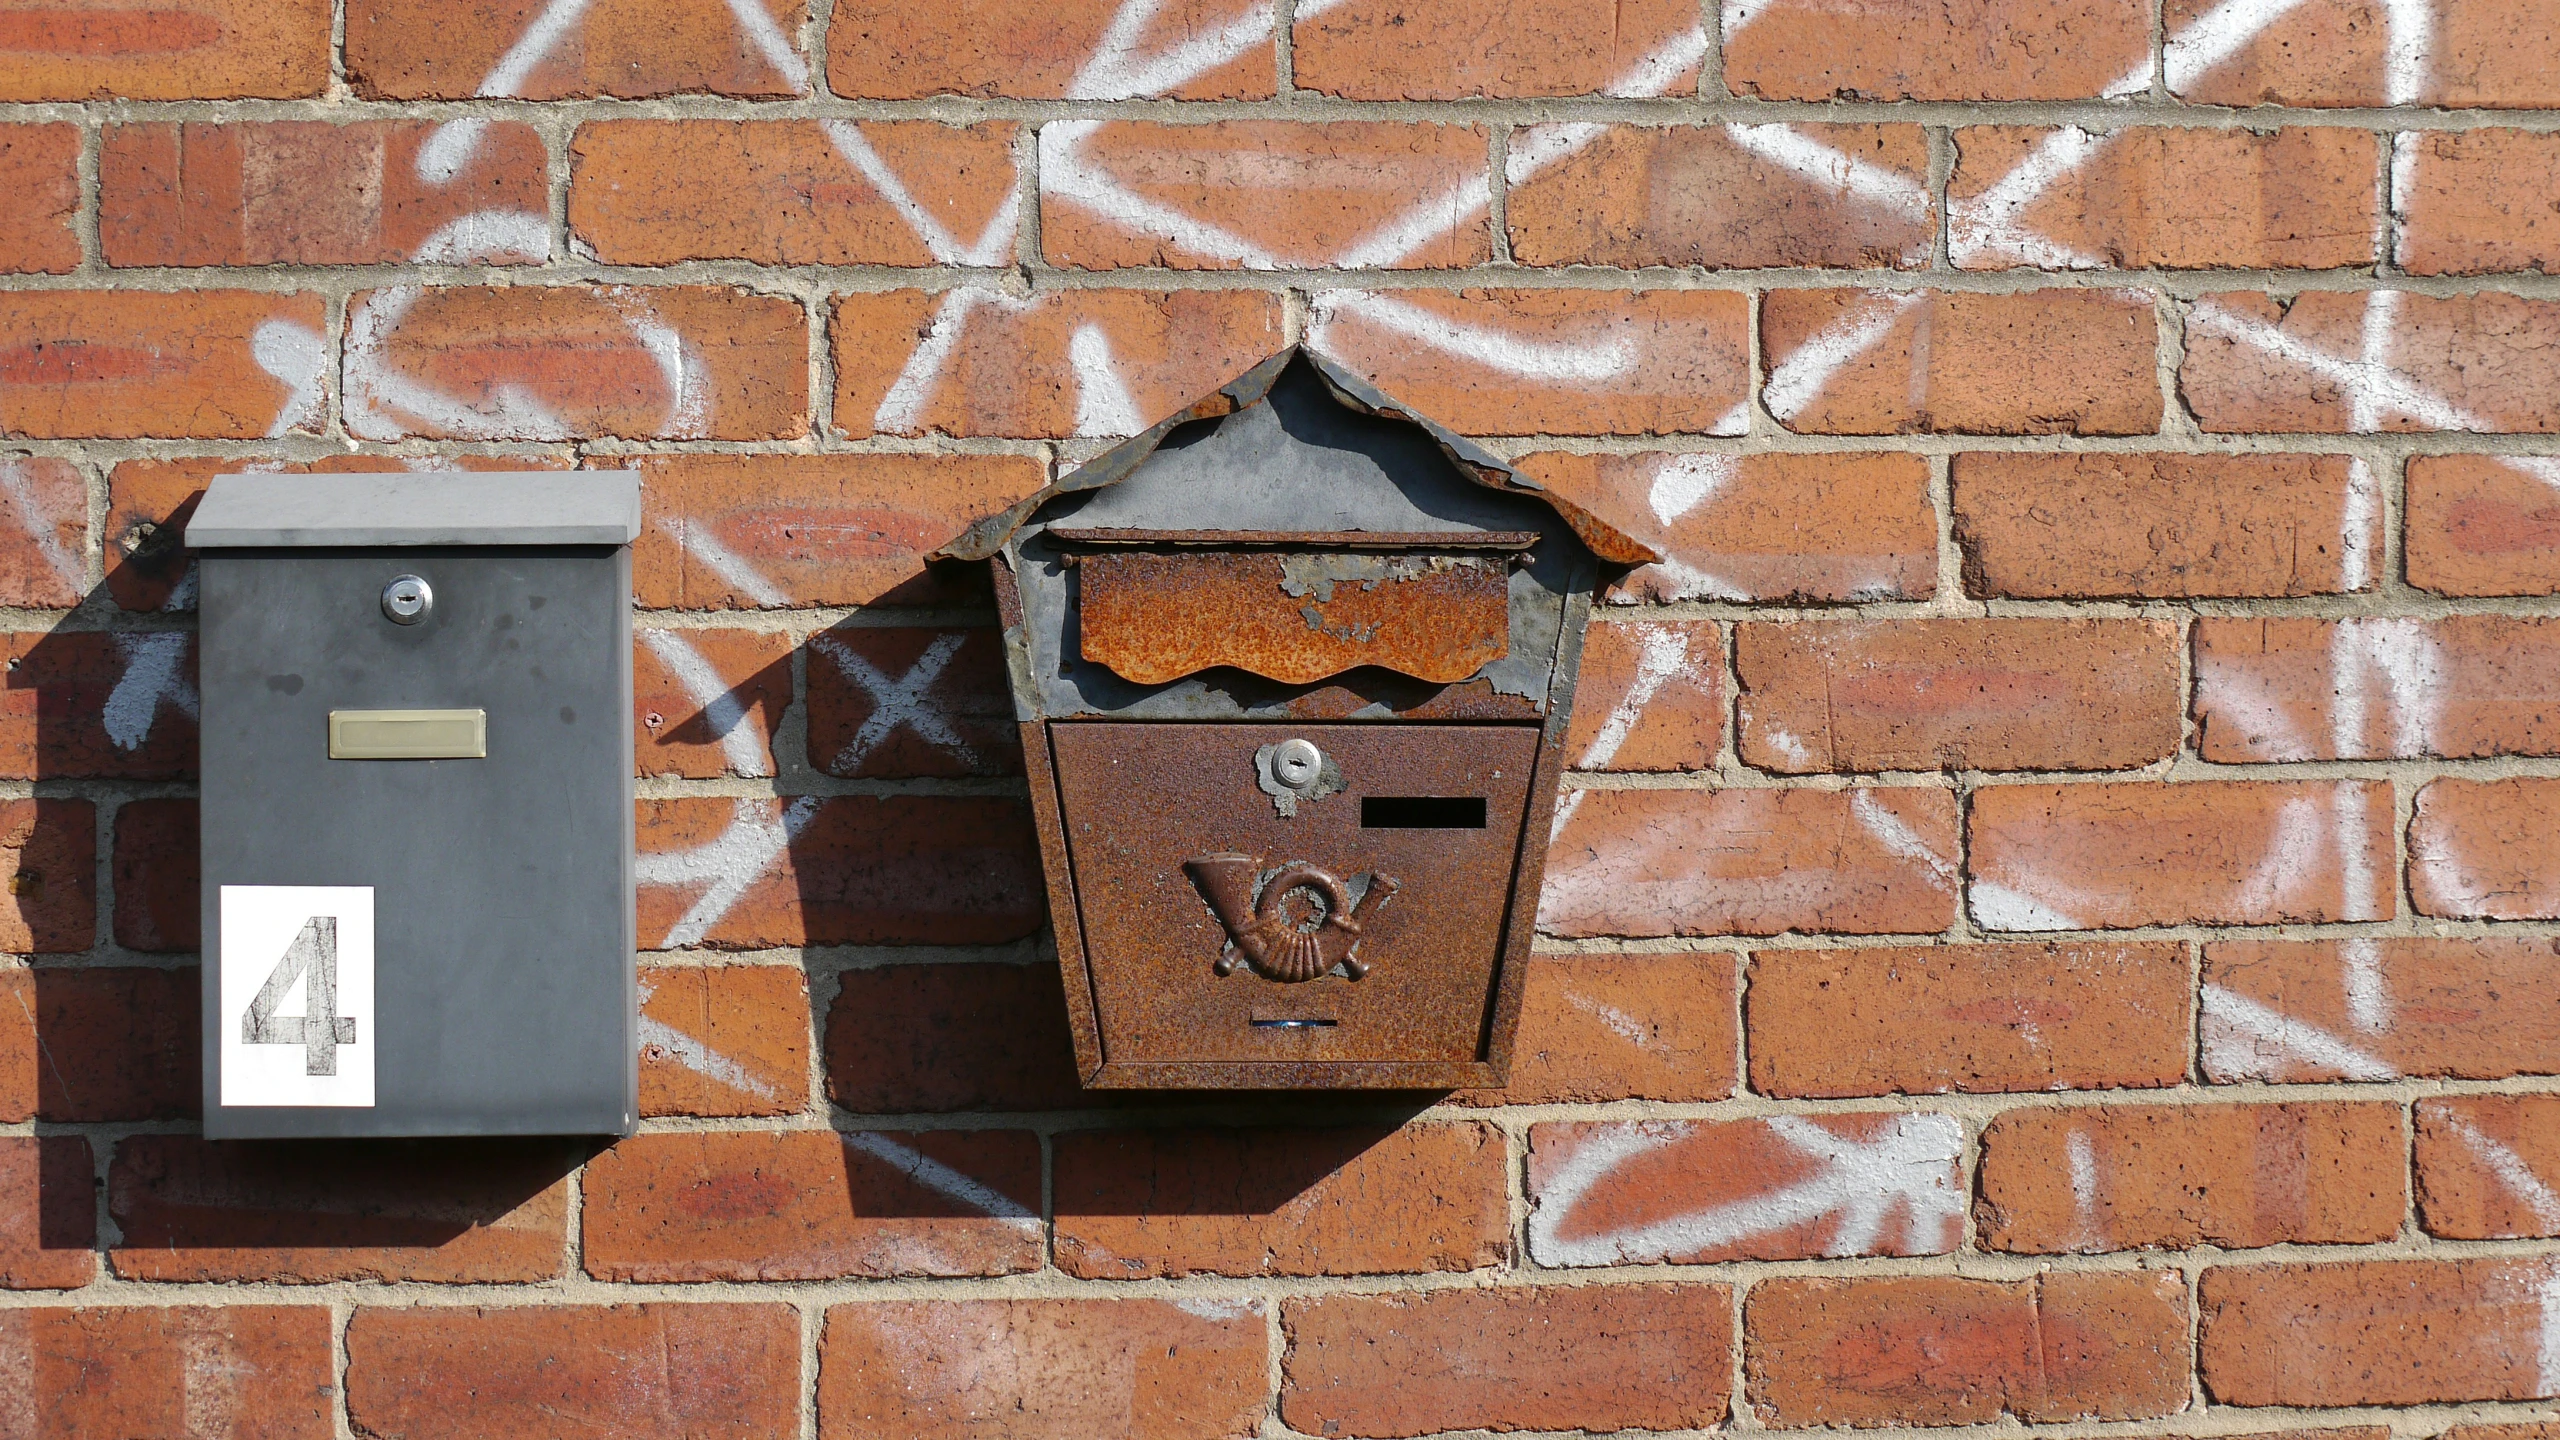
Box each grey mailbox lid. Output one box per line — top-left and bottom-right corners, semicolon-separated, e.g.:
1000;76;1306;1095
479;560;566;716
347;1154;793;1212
187;471;641;549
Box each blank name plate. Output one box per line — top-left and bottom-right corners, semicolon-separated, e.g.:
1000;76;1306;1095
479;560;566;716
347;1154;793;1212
328;709;486;760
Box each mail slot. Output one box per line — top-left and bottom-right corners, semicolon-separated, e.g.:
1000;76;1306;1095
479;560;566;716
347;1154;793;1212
940;348;1652;1088
188;471;640;1138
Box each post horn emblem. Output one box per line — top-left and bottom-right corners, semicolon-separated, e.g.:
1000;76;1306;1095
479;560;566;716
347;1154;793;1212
1183;854;1399;983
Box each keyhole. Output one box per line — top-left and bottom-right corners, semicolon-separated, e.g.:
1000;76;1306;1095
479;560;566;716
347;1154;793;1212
381;575;433;626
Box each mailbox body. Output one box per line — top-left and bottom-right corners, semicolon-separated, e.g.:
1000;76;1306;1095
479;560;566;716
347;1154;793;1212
189;473;639;1139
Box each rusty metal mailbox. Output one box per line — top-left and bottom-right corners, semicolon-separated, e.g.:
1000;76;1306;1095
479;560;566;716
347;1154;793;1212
941;348;1652;1088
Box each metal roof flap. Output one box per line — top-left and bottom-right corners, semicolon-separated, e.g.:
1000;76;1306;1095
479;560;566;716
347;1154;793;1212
186;472;643;549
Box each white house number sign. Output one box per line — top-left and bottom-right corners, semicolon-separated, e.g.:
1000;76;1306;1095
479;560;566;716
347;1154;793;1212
219;886;376;1107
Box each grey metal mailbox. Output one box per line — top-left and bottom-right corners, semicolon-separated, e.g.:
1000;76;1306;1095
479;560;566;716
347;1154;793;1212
188;472;640;1139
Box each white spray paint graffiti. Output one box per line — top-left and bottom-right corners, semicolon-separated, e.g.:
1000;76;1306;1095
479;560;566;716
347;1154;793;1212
103;632;199;752
638;629;774;778
0;460;82;597
634;973;782;1102
807;629;982;776
2200;983;2398;1082
634;795;824;950
2440;1108;2560;1233
844;1130;1041;1228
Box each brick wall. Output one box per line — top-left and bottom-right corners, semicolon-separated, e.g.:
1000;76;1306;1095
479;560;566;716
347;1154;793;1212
1;0;2559;1433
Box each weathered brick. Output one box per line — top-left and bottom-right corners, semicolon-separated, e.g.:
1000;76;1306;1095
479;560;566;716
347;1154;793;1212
346;1303;801;1440
1283;1284;1735;1437
1542;786;1959;939
0;125;78;272
0;290;326;438
347;0;809;99
1454;953;1739;1106
1749;1272;2191;1426
0;968;29;1121
1952;126;2377;270
1559;620;1722;773
1525;450;1938;605
108;1134;570;1284
2408;455;2560;597
1508;124;1932;269
1953;452;2377;598
1725;0;2151;100
636;796;1043;950
571;120;1017;266
113;797;196;952
830;0;1274;99
2200;1258;2560;1405
1306;288;1750;436
1969;780;2395;931
1530;1114;1965;1266
32;967;196;1121
0;800;92;953
2416;1095;2560;1239
0;0;329;99
346;285;807;441
1296;0;1699;98
1737;618;2180;773
2185;291;2560;434
2445;1428;2560;1440
819;1298;1269;1440
2396;130;2560;276
1747;942;2191;1098
827;962;1086;1114
103;120;550;267
2412;777;2560;919
1978;1102;2406;1254
1053;1123;1507;1278
0;1135;94;1289
808;626;1019;779
638;964;809;1118
2166;0;2560;108
1763;288;2161;436
633;628;789;779
1040;121;1490;269
833;288;1284;438
582;1129;1041;1282
2197;616;2560;762
2204;937;2560;1084
0;632;197;780
0;456;85;609
0;1305;335;1438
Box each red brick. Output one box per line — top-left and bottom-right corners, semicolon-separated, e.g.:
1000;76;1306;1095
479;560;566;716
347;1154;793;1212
1726;0;2150;100
1747;1272;2191;1426
808;626;1019;779
2198;616;2560;762
1954;452;2377;599
582;1129;1041;1282
826;962;1085;1114
819;1298;1270;1440
1040;121;1490;270
346;1303;801;1440
1509;124;1931;268
1525;450;1938;605
1306;288;1750;435
347;0;808;99
1542;786;1959;939
0;968;28;1121
1454;953;1739;1106
2200;1258;2560;1405
2166;0;2560;108
0;290;326;439
1053;1123;1507;1278
0;799;92;952
2204;937;2560;1084
634;628;789;779
2408;455;2560;597
0;124;77;272
1283;1284;1735;1437
833;289;1283;438
829;0;1275;99
1738;618;2180;773
103;121;549;268
2412;777;2560;919
1748;942;2191;1098
1763;288;2161;436
32;967;196;1121
571;121;1017;266
1558;620;1722;773
0;633;197;779
1969;780;2395;931
1979;1101;2406;1254
108;1133;569;1284
2185;291;2560;434
346;285;807;442
113;797;196;952
0;0;329;99
638;964;809;1118
1530;1114;1965;1266
0;1305;335;1437
1952;126;2377;270
636;796;1043;950
0;456;85;609
1296;0;1700;98
2397;130;2560;276
2445;1428;2560;1440
0;1135;93;1289
2417;1096;2560;1239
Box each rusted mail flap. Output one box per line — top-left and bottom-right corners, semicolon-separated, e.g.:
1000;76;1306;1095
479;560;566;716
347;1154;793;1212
1076;549;1511;686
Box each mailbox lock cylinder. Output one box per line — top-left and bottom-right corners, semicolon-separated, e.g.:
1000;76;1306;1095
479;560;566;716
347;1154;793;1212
380;575;433;625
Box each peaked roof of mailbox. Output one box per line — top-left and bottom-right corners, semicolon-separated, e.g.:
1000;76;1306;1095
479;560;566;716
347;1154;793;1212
935;345;1660;566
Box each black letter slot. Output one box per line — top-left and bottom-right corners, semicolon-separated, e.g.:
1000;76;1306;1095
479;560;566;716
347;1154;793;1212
1360;796;1488;829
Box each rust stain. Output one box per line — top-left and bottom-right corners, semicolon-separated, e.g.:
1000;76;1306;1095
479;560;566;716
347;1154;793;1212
1077;550;1510;686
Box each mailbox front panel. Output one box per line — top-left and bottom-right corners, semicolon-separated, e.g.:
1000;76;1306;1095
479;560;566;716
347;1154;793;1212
199;545;635;1138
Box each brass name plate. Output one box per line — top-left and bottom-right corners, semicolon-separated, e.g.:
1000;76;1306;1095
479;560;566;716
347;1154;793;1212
329;709;486;760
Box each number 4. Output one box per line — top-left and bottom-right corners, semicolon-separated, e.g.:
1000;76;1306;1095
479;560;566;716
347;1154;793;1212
241;916;357;1076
